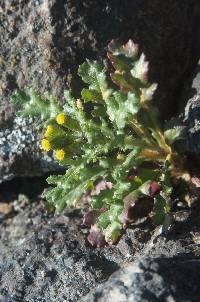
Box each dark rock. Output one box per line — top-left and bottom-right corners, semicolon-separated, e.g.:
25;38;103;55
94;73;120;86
83;257;200;302
0;201;122;302
0;198;200;302
1;0;200;181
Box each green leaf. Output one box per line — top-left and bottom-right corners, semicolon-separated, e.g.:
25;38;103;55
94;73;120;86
47;166;107;212
113;182;131;200
164;127;184;145
107;53;130;72
11;88;62;122
97;204;123;243
152;194;166;225
63;90;79;118
78;61;112;101
11;39;177;245
110;73;134;93
81;88;101;102
11;90;30;106
97;211;111;228
138;180;152;195
104;221;123;243
91;189;113;209
106;91;140;129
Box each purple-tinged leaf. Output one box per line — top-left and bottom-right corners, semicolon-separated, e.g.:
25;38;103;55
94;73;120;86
107;52;129;72
120;195;154;228
123;39;139;58
139;180;161;197
82;179;112;204
119;198;138;227
87;225;106;247
82;207;107;226
83;210;101;226
149;181;161;197
191;177;200;188
127;168;138;182
108;39;139;58
92;179;112;195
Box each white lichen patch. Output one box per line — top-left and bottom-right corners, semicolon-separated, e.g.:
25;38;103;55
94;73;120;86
0;116;59;182
0;117;35;156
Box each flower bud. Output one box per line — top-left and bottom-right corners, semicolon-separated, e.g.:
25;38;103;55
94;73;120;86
41;139;51;151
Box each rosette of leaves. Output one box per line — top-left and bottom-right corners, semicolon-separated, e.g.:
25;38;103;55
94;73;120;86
11;39;184;247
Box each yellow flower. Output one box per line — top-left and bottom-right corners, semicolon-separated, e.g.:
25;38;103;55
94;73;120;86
44;125;54;138
56;113;66;125
55;149;65;161
76;99;83;110
116;153;125;160
41;139;51;151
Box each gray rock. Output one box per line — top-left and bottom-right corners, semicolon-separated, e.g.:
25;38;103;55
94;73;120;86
83;257;200;302
0;116;60;183
0;202;121;302
0;197;200;302
184;95;200;156
1;0;200;181
181;59;200;156
183;60;200;101
190;62;200;96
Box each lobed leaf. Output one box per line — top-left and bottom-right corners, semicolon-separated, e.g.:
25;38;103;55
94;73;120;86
78;61;112;101
11;39;179;246
11;88;62;123
106;91;140;129
164;127;184;145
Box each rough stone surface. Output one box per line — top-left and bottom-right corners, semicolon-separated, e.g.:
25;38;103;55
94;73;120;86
188;61;200;97
0;117;60;183
0;196;200;302
182;60;200;102
184;95;200;156
83;257;200;302
1;1;200;300
183;60;200;157
1;0;200;181
0;201;121;302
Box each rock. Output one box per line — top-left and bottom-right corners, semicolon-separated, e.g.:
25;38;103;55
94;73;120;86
1;0;200;181
176;55;200;163
184;95;200;156
182;59;200;105
0;116;61;183
188;60;200;97
0;201;121;302
83;257;200;302
182;59;200;157
0;197;200;302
